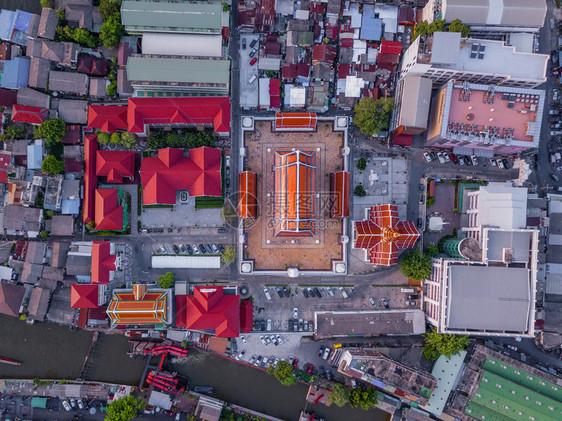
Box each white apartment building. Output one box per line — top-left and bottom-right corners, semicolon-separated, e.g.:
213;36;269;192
400;32;548;88
425;183;539;338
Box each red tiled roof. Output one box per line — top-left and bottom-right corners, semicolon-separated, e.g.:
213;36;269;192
377;53;400;65
270;79;280;108
95;150;135;183
94;189;123;231
0;152;11;171
380;40;403;55
0;282;25;317
0;88;17;107
274;150;315;237
91;241;116;284
71;284;99;308
11;104;48;124
127;97;230;134
65;158;82;173
83;135;98;223
140;147;221;205
275;112;317;129
240;300;253;333
238;171;257;218
312;44;337;63
175;286;240;338
353;204;420;266
331;171;350;218
87;105;128;132
338;63;352;79
0;171;7;183
62;126;80;144
282;63;297;79
76;54;107;76
296;63;310;78
393;134;413;146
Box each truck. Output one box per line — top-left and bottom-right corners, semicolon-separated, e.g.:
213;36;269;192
400;288;415;293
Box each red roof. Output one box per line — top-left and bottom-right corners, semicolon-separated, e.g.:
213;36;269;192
127;97;230;134
238;171;257;218
94;189;123;231
380;40;403;55
65;158;82;173
296;63;310;78
377;53;400;65
275;112;317;129
282;63;297;79
353;204;420;266
392;134;413;146
312;44;337;63
0;171;7;183
240;300;253;333
76;54;108;76
270;79;280;108
140;147;222;205
71;284;99;308
175;286;240;338
91;241;116;284
118;41;135;66
0;88;17;107
83;135;98;223
88;105;128;132
96;150;135;183
62;126;81;144
11;104;48;124
331;171;350;218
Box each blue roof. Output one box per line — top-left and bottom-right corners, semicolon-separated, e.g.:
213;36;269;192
361;9;383;41
14;10;33;32
62;199;80;216
27;144;43;170
0;57;30;89
0;9;16;41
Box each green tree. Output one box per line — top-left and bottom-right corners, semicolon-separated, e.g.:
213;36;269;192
353;97;395;136
158;272;175;289
35;118;67;148
399;250;432;281
98;132;110;144
427;196;435;207
273;361;297;386
328;384;350;407
422;327;470;361
41;155;65;174
425;243;439;257
413;19;446;40
105;395;145;421
40;0;53;8
40;230;49;237
100;14;125;48
86;221;96;231
120;132;137;148
106;81;117;97
56;26;97;47
356;157;367;171
4;125;23;140
221;245;236;265
429;19;446;33
56;9;65;20
358;386;378;410
448;19;470;37
354;185;367;197
99;0;123;19
110;132;121;144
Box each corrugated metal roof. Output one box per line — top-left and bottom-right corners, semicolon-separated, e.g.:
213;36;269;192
121;1;222;33
126;56;229;84
152;255;221;269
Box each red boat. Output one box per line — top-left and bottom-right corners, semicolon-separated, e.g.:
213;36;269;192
0;356;21;366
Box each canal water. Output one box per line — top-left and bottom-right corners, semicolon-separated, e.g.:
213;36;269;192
0;315;389;420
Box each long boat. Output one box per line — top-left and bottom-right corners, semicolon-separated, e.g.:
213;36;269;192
0;356;21;366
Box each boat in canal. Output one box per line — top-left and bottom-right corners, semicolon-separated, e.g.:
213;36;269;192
0;356;21;366
193;386;214;394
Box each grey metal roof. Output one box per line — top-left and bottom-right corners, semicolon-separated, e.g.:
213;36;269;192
485;230;531;262
121;1;222;33
126;56;230;85
447;265;531;332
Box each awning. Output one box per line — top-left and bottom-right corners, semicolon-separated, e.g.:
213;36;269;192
240;300;253;333
392;134;413;146
473;148;494;158
31;398;48;408
453;146;474;156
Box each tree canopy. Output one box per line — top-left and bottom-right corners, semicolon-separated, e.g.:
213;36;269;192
328;384;350;407
356;157;367;171
56;26;97;48
98;0;123;19
399;250;432;281
354;185;367;197
100;14;125;48
425;243;439;257
273;361;297;386
221;245;236;265
4;125;23;140
413;18;469;40
41;155;65;175
448;19;470;37
98;132;110;144
158;272;175;289
120;132;137;148
349;386;378;410
148;130;216;150
35;118;67;148
353;97;395;136
105;395;145;421
422;328;470;361
110;132;121;144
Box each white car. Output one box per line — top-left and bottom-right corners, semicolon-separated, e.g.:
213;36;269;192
260;335;266;344
77;399;85;410
276;334;283;344
470;155;479;166
497;159;504;169
62;400;71;411
288;356;294;365
489;158;497;167
265;336;271;345
443;153;451;163
423;152;432;163
192;244;200;255
437;152;446;164
327;287;335;297
240;335;247;344
235;350;246;360
293;307;298;318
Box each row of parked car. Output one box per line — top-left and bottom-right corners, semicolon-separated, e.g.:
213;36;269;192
159;243;225;255
263;286;349;300
423;151;512;169
61;398;86;411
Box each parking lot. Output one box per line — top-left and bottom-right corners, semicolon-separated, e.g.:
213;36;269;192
151;241;228;256
422;150;514;171
239;34;259;108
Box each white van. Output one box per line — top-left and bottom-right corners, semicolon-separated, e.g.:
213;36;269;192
400;288;415;293
263;287;272;301
249;75;257;84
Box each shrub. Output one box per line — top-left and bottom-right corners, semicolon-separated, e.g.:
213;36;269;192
356;157;367;170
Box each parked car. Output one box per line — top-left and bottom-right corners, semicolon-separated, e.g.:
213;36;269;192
423;152;432;162
70;399;77;409
308;287;316;297
260;320;266;331
470;155;479;166
218;244;225;253
236;350;246;360
502;159;511;169
249;355;257;365
250;57;257;66
204;244;213;254
242;38;247;49
302;288;309;298
489;158;497;167
250;38;258;48
288;319;294;331
497;159;504;169
304;320;308;331
186;245;193;255
506;345;518;351
62;400;71;411
407;294;420;300
443;153;450;163
326;369;332;381
171;244;179;254
77;399;85;410
449;153;458;164
240;335;247;344
339;287;348;298
319;365;326;377
322;347;331;360
318;346;324;357
313;287;322;298
458;155;465;165
266;319;272;331
307;364;314;374
406;301;417;306
293;359;299;368
260;335;266;344
298;319;303;331
179;244;186;254
283;287;291;297
552;173;560;181
293;307;298;318
276;334;283;344
327;287;335;297
263;287;272;301
198;244;206;254
437;152;446;164
211;244;219;253
369;297;376;306
550;109;560;115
